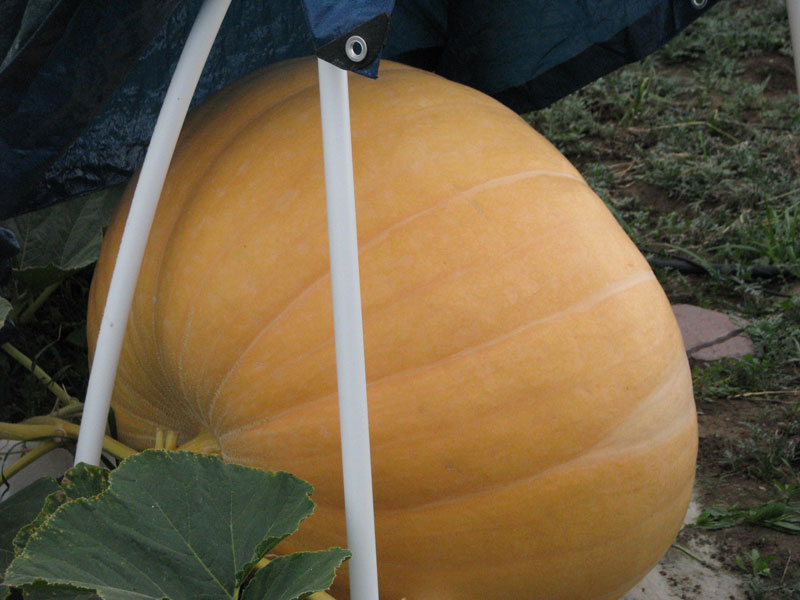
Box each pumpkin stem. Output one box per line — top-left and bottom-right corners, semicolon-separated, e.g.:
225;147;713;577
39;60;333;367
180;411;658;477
164;430;179;451
176;429;222;456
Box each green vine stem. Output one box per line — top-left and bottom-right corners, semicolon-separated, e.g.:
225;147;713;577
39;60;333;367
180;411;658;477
19;280;63;325
1;440;60;482
53;401;84;419
1;416;137;466
1;342;79;405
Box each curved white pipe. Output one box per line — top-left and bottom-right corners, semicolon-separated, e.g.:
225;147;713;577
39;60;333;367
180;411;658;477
317;58;380;600
789;0;800;98
74;0;233;466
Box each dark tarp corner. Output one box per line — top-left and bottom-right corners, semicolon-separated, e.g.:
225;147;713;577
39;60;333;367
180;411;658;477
0;0;722;220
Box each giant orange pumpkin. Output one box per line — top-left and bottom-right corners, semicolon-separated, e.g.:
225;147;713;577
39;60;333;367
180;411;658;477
87;57;697;600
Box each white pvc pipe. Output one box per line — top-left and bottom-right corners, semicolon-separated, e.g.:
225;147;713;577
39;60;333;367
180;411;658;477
789;0;800;98
317;58;380;600
74;0;232;466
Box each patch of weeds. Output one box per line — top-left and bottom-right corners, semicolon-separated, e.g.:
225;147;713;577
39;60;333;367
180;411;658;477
771;479;800;504
696;502;800;534
719;402;800;483
748;299;800;377
694;298;800;405
660;0;792;67
736;548;781;600
692;355;775;403
525;0;800;314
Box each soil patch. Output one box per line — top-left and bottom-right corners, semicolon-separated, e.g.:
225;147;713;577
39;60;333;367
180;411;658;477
740;53;797;97
693;394;800;596
621;180;690;217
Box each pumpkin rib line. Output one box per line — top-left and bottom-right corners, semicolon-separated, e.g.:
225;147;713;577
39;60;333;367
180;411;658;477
115;342;209;444
150;307;207;431
168;155;325;425
352;481;694;570
109;382;170;437
309;413;695;518
371;479;694;575
361;169;588;253
320;359;694;515
177;305;192;410
377;270;658;385
208;170;593;424
372;353;693;513
353;344;691;475
217;269;657;440
113;317;175;423
111;407;162;433
205;269;330;424
173;304;212;429
151;80;324;416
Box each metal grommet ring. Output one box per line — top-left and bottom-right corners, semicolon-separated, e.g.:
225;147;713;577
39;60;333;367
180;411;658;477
345;35;368;62
691;0;707;8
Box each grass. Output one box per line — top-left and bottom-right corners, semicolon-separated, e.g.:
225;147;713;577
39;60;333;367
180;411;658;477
528;1;800;271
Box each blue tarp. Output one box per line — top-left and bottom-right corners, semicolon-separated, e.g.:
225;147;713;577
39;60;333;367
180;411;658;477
0;0;721;220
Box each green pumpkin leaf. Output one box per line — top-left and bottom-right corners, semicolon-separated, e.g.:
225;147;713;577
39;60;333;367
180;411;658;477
5;450;318;600
0;476;60;574
241;550;350;600
20;582;101;600
13;463;109;553
3;186;122;289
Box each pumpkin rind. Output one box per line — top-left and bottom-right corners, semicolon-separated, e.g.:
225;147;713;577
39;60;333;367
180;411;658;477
88;58;697;600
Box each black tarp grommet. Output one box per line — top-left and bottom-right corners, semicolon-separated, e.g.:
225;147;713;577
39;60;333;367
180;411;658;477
316;13;390;73
691;0;708;9
346;36;368;62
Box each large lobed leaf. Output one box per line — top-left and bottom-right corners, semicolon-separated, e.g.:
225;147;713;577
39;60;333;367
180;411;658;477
1;465;113;600
5;451;348;600
0;476;60;574
13;463;109;553
242;550;351;600
2;187;122;288
17;582;101;600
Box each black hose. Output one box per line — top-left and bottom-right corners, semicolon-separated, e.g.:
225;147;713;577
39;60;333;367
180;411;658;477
647;255;796;280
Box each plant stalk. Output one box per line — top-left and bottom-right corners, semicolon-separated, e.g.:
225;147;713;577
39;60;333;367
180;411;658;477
2;417;137;462
1;440;59;481
54;401;84;419
19;280;63;325
2;342;79;404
